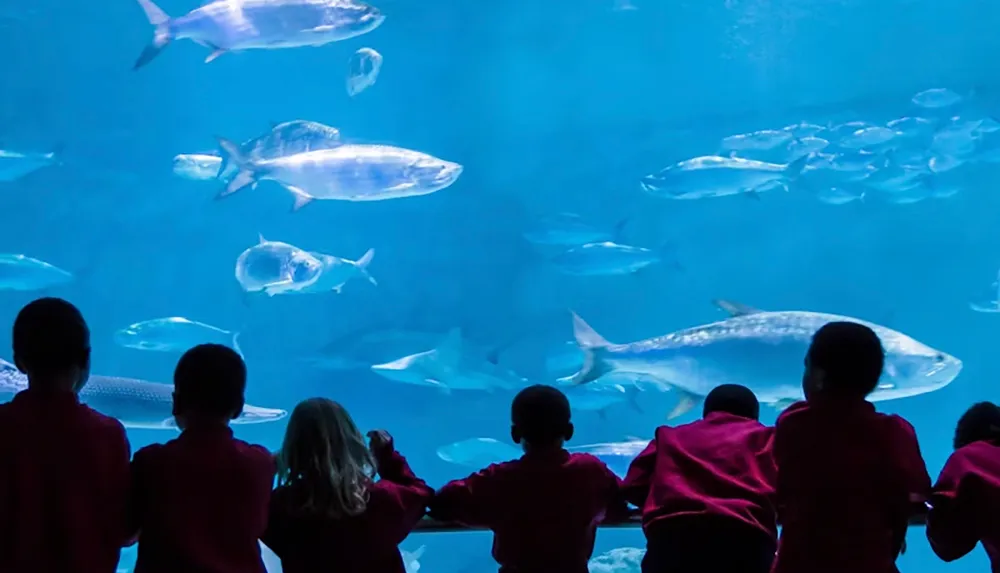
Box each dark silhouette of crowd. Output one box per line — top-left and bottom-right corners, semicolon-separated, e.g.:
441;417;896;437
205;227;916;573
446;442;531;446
0;297;995;573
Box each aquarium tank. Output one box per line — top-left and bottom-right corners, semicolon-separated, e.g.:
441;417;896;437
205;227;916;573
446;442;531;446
0;0;995;570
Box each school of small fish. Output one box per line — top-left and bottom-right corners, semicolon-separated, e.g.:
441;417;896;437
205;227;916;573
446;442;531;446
0;0;973;486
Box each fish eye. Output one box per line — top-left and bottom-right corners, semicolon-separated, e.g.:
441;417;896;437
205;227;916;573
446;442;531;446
935;353;946;362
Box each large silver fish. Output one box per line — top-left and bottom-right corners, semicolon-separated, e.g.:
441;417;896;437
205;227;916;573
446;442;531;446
133;0;385;69
216;138;463;210
217;120;343;181
570;300;962;418
0;254;73;291
0;359;287;429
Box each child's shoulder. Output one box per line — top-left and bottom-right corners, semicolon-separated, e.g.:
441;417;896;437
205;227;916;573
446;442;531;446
231;438;276;472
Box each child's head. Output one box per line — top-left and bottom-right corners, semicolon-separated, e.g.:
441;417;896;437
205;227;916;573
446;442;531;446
803;321;884;400
703;384;760;420
277;397;375;518
172;343;246;428
511;384;573;450
954;401;1000;450
13;297;91;392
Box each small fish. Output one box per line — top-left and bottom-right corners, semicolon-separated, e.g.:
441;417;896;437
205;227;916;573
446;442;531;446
173;153;222;180
865;164;926;193
0;148;59;182
436;438;521;467
295;248;376;294
932;117;982;157
883;186;929;205
641;155;808;200
912;88;962;109
970;270;1000;313
785;136;829;161
347;47;383;96
838;126;900;150
133;0;385;69
235;235;324;296
827;121;874;140
928;154;965;174
719;130;794;153
216;138;463;210
816;186;865;205
569;301;962;417
0;254;73;291
0;359;287;429
523;213;626;247
402;546;426;573
114;317;242;356
552;241;666;276
371;328;528;393
887;117;936;140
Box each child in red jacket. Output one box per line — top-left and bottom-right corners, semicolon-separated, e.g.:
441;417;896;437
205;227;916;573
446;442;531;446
926;401;1000;570
772;322;930;573
129;344;275;573
262;397;432;573
0;298;131;573
622;384;777;573
430;384;625;573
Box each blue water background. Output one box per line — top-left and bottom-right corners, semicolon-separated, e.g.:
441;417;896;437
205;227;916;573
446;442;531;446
3;0;1000;570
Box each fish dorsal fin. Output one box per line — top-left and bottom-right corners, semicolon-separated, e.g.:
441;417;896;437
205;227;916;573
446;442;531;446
433;328;464;368
713;299;763;317
258;233;267;245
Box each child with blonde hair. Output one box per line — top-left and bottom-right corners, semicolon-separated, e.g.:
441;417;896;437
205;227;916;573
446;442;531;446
262;398;432;573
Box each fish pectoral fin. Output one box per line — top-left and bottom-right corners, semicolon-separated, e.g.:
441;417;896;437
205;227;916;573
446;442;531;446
283;185;315;212
667;391;700;420
204;48;227;63
427;379;451;395
713;299;763;317
385;181;418;193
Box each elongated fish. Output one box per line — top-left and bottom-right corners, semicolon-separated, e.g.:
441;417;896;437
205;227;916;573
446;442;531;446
114;317;242;356
570;300;962;418
553;241;665;276
0;254;73;291
641;155;809;200
0;359;287;429
0;148;59;181
133;0;385;69
216;138;463;210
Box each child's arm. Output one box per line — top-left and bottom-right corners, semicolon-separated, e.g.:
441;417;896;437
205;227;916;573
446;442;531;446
428;466;502;528
621;436;657;508
926;452;981;562
887;417;932;557
600;461;631;523
124;446;151;546
368;431;434;544
109;423;133;547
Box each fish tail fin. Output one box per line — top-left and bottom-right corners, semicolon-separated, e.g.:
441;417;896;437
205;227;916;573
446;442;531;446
215;137;256;199
232;331;244;360
355;248;377;286
569;312;615;385
785;152;812;179
133;0;173;70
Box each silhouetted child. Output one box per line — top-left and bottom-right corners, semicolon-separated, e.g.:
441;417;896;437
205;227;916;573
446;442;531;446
772;322;930;573
622;384;777;573
262;397;432;573
0;297;131;573
429;384;625;573
926;401;1000;569
128;344;275;573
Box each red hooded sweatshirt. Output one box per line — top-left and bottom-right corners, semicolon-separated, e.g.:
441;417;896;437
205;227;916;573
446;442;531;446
927;439;1000;571
772;399;930;573
621;411;777;539
263;447;432;573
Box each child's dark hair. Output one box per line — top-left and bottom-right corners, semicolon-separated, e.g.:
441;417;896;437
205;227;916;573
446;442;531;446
954;401;1000;450
173;344;246;419
511;384;572;446
12;297;90;378
704;384;760;421
807;321;885;397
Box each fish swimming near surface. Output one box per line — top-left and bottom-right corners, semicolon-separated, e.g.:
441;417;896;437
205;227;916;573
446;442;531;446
235;235;324;296
569;300;962;418
0;254;73;291
133;0;385;69
215;138;463;210
173;153;222;180
371;328;528;393
0;359;287;429
217;120;343;182
436;437;521;468
295;248;376;294
552;241;669;277
114;317;242;356
0;147;60;181
641;154;809;200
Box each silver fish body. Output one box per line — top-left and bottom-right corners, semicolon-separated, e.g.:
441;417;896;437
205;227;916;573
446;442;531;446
641;155;808;200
